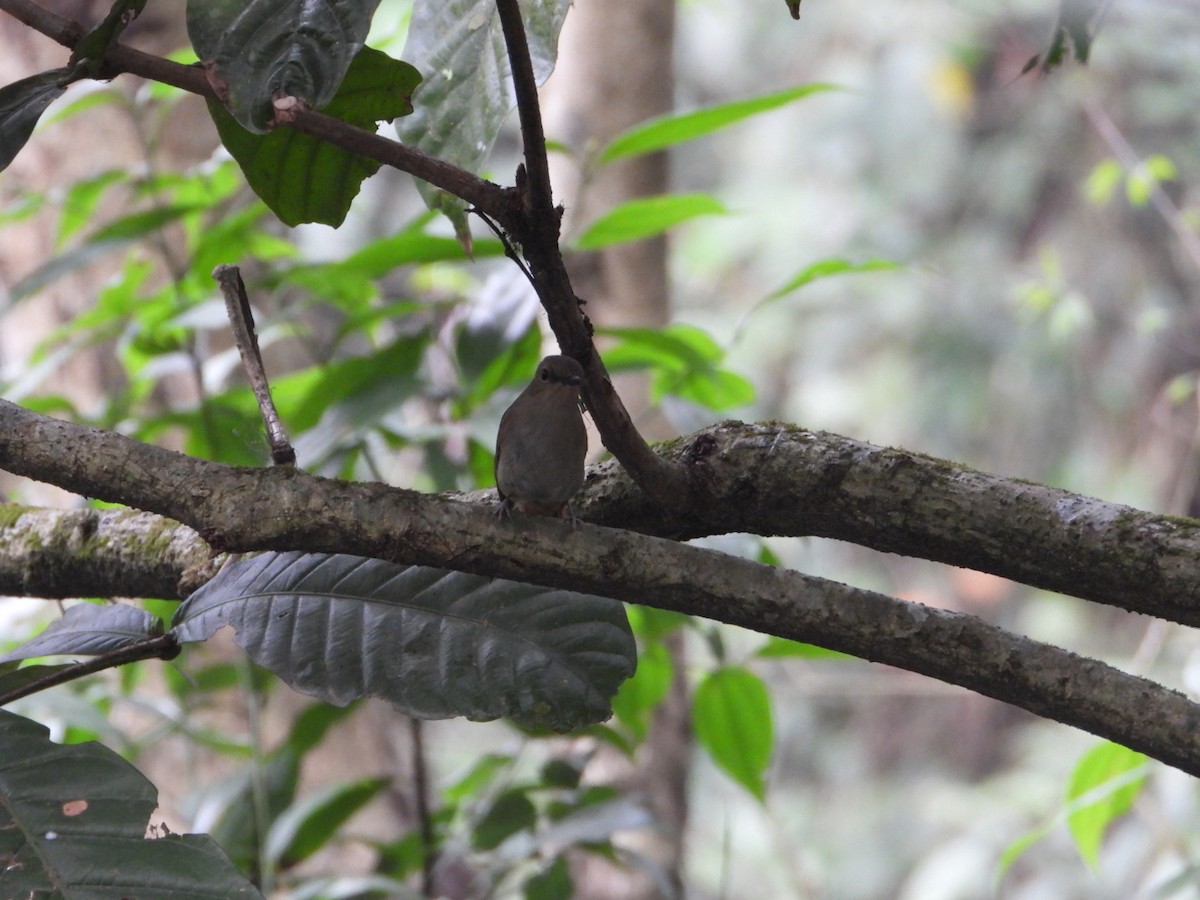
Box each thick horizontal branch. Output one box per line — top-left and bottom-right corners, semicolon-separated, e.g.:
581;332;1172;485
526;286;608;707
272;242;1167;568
0;506;206;599
4;400;1200;776
580;422;1200;626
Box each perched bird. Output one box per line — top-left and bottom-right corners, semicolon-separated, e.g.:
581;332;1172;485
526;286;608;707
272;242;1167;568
494;355;587;521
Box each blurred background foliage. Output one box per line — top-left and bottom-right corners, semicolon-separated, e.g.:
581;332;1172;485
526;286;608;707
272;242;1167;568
3;0;1200;897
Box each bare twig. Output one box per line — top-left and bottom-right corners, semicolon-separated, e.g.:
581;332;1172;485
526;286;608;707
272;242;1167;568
213;265;296;467
0;633;180;707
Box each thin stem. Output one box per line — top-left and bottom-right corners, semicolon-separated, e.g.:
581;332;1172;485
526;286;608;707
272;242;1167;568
0;633;180;706
494;0;554;215
213;265;296;467
409;718;437;896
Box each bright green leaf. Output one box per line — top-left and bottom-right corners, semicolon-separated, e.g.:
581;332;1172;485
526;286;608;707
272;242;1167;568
574;193;726;250
768;257;900;300
1066;741;1147;868
209;47;420;227
1084;159;1122;207
611;641;674;741
598;83;839;164
755;636;850;660
692;666;773;800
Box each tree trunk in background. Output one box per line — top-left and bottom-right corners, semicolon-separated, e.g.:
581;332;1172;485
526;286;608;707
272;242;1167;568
543;2;689;897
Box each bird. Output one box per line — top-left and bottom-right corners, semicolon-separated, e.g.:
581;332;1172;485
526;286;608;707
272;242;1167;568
494;354;588;521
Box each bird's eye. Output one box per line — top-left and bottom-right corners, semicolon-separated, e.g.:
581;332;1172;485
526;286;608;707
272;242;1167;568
540;368;550;381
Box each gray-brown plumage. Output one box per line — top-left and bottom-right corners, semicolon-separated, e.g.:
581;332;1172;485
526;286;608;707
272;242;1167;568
494;355;587;520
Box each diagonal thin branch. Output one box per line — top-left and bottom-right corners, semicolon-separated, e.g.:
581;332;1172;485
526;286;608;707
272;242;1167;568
4;400;1200;777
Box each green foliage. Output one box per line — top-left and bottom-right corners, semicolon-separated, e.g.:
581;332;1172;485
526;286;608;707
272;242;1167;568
692;666;774;800
208;47;422;226
574;193;727;250
597;83;839;164
0;709;261;897
70;0;148;74
601;323;754;409
173;552;637;731
187;0;383;133
997;741;1148;882
395;0;572;209
0;67;83;172
1066;741;1147;867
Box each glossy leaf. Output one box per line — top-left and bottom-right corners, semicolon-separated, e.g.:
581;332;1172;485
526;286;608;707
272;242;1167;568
187;0;383;133
693;666;773;800
0;709;262;898
0;67;79;173
396;0;571;202
0;603;159;663
597;83;838;164
208;47;421;226
172;552;636;731
574;193;727;250
1066;741;1147;868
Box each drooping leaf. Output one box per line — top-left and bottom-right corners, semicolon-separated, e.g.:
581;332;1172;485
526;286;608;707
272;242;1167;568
187;0;383;133
597;83;838;164
208;47;421;226
1066;741;1147;868
692;666;773;801
0;67;81;173
767;257;900;301
0;709;262;898
172;552;636;732
0;603;160;663
396;0;571;204
574;193;727;251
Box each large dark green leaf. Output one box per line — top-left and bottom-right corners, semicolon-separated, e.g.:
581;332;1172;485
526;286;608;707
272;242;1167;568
0;603;159;663
0;67;80;172
396;0;571;200
0;709;262;898
187;0;383;133
209;47;421;226
172;552;636;731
